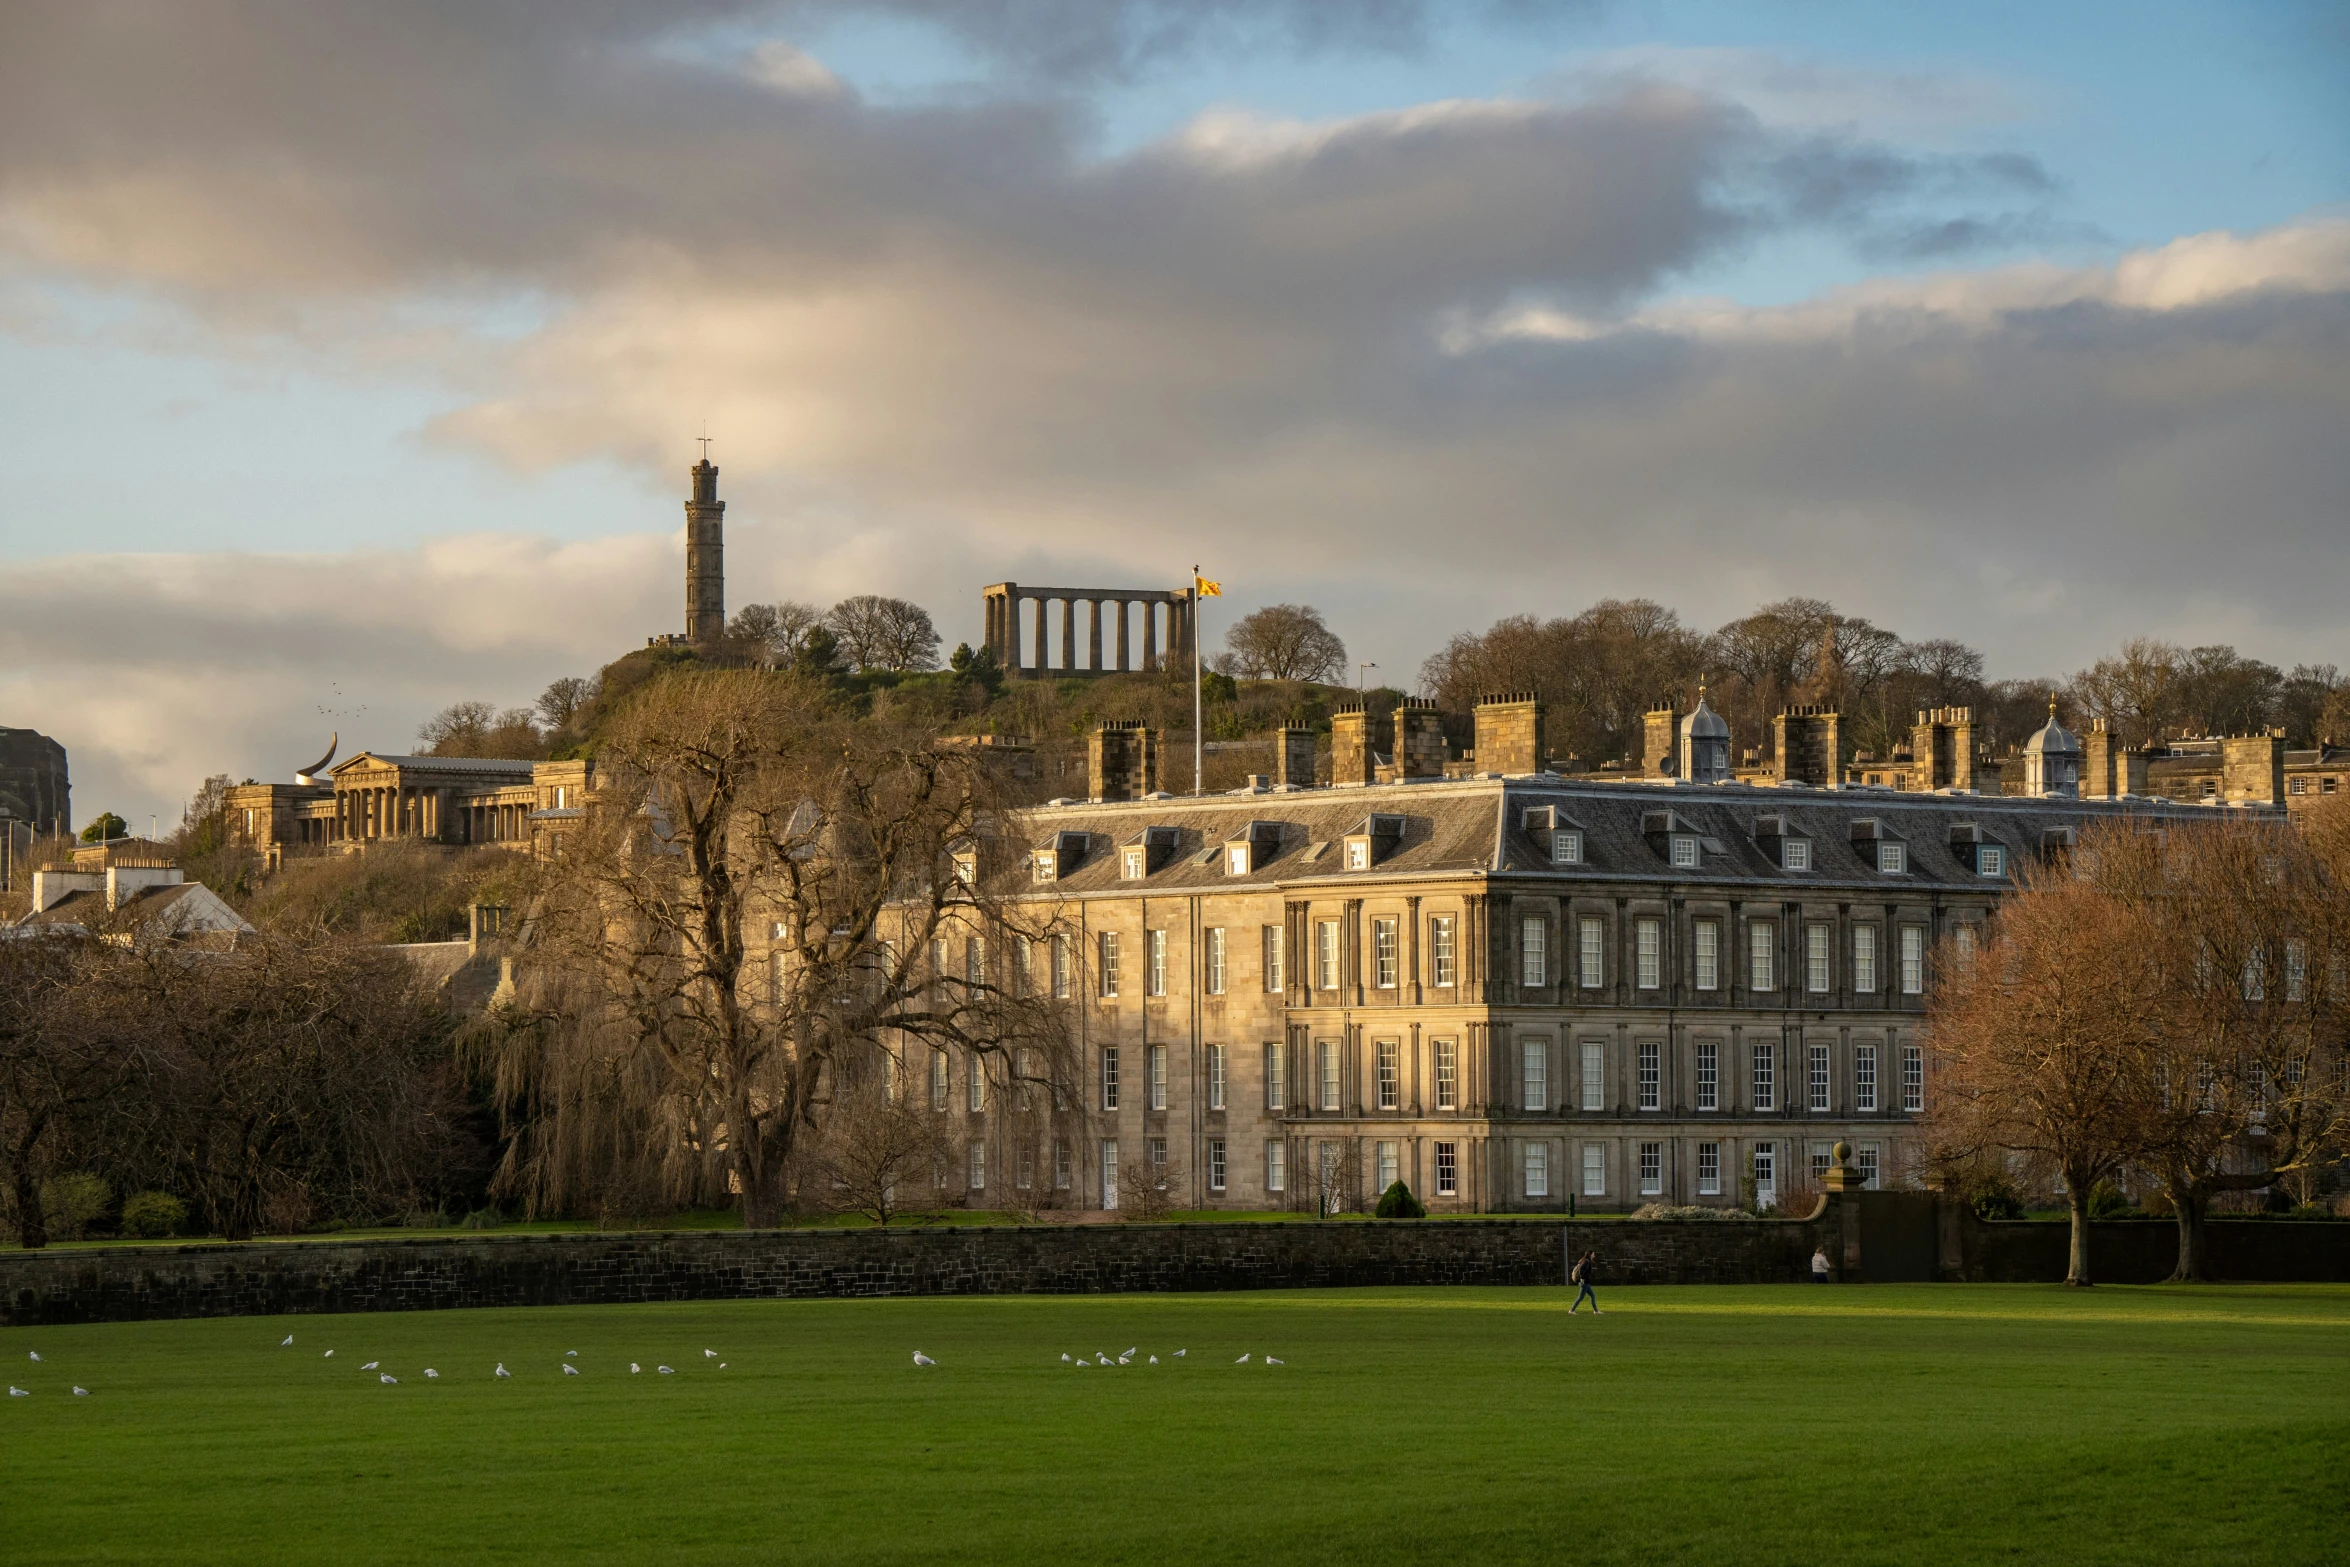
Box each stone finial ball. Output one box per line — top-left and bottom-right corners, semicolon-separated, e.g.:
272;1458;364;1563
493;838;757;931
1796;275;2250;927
1832;1140;1852;1164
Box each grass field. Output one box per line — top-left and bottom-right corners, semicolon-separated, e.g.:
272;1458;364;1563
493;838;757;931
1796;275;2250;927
4;1285;2345;1565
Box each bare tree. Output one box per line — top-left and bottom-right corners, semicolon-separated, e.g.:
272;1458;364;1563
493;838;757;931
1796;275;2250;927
1219;604;1348;683
484;668;1074;1228
728;601;827;670
0;931;128;1249
1925;850;2164;1285
804;1062;954;1226
1116;1154;1184;1221
825;595;942;673
419;700;546;760
537;676;598;732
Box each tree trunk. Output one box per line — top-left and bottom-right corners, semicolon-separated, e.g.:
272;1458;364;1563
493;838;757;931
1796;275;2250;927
2165;1173;2208;1283
2065;1183;2093;1287
733;1096;788;1229
9;1135;48;1250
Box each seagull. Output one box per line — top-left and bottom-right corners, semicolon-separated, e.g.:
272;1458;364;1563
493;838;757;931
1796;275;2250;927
379;1374;398;1385
562;1364;579;1376
424;1369;439;1379
630;1363;641;1374
8;1387;27;1397
1059;1354;1071;1363
1117;1354;1133;1365
719;1364;727;1370
281;1336;294;1347
565;1350;578;1358
1075;1360;1090;1368
323;1350;334;1359
72;1387;89;1397
495;1363;511;1379
1235;1354;1250;1364
28;1351;40;1362
361;1361;379;1371
1148;1355;1159;1365
1266;1357;1284;1366
911;1351;936;1367
1123;1347;1136;1358
657;1365;675;1375
704;1350;717;1359
1174;1350;1186;1358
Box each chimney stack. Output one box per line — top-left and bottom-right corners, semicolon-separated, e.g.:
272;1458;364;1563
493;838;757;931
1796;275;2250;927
1909;706;1976;792
1774;707;1841;787
1642;707;1681;779
1275;725;1318;788
1474;692;1546;776
1088;721;1157;801
1393;698;1448;780
2219;731;2285;805
1329;704;1385;786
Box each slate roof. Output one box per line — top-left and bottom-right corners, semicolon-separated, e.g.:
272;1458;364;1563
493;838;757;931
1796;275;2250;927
329;752;538;776
1008;777;2225;897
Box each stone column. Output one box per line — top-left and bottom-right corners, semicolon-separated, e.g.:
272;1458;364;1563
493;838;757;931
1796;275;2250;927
1060;598;1076;674
1143;600;1158;671
1116;600;1130;672
1087;599;1102;671
1032;597;1048;678
1003;590;1023;677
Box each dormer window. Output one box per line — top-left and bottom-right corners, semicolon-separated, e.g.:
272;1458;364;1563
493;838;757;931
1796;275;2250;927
1345;839;1370;871
1551;829;1582;865
1032;852;1058;884
1669;835;1699;869
1783;839;1812;872
953;852;977;885
1227;844;1250;876
1123;847;1147;879
1978;845;2006;878
1878;841;1907;875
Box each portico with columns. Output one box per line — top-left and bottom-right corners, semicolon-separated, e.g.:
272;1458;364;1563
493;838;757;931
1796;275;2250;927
982;582;1196;679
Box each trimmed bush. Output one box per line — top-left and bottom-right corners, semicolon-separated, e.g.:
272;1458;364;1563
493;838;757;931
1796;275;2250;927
121;1191;188;1239
1373;1181;1425;1219
1970;1186;2026;1222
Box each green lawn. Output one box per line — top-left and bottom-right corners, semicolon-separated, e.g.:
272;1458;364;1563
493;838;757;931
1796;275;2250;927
4;1285;2344;1565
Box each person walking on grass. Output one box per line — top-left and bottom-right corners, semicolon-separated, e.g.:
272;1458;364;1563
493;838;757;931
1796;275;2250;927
1568;1250;1602;1314
1812;1245;1833;1284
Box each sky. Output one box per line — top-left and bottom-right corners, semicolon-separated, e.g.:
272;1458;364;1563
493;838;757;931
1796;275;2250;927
1;0;2345;832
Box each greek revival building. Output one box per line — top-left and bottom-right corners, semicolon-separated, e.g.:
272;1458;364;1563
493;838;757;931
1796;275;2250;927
924;698;2215;1216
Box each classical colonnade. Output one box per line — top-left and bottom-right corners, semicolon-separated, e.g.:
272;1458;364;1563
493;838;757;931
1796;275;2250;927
982;582;1196;679
321;780;535;845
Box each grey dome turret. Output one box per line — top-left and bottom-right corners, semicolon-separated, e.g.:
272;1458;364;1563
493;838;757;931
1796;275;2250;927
1679;689;1732;784
2023;701;2081;797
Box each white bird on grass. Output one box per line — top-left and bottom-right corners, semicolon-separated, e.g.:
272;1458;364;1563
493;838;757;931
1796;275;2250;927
495;1363;511;1379
1148;1356;1158;1365
911;1351;936;1367
629;1363;641;1374
719;1364;727;1370
1117;1354;1133;1365
28;1351;40;1362
281;1335;294;1347
1076;1359;1090;1368
562;1364;579;1376
323;1350;334;1359
424;1369;439;1379
361;1361;379;1371
565;1350;578;1358
704;1350;717;1359
1123;1347;1136;1358
72;1387;89;1397
1266;1357;1284;1366
8;1387;27;1397
657;1366;675;1375
1235;1354;1250;1364
1173;1349;1186;1358
379;1374;398;1385
1059;1353;1071;1363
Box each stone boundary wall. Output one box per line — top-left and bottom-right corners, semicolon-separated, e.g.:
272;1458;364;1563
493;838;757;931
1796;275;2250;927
0;1219;1830;1327
5;1211;2343;1327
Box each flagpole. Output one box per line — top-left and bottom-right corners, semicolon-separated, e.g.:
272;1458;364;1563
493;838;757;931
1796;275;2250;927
1191;565;1203;796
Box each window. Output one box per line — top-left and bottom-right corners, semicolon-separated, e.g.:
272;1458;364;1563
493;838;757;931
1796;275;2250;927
1978;845;2006;878
1263;926;1286;994
1373;917;1399;989
1750;920;1777;992
1227;844;1250;875
1579;916;1604;990
1101;1141;1119;1209
1098;931;1120;997
1856;1043;1878;1112
1953;925;1977;969
1581;1143;1606;1198
1316;920;1340;990
1784;838;1812;872
2287;940;2308;1002
1694;919;1720;991
1317;1040;1342;1112
1808;1042;1831;1112
1148;1044;1168;1111
1853;926;1878;993
1148;1137;1167;1185
1902;1044;1924;1112
1032;852;1057;883
1670;835;1699;869
965;936;984;989
1520;916;1548;987
1434;1038;1459;1111
929;1050;949;1112
2327;776;2340;795
1266;1140;1286;1193
1696;1041;1719;1112
1122;847;1145;879
1377;1140;1399;1192
2290;776;2308;796
1697;1142;1721;1197
1206;927;1226;995
1878;840;1907;875
1017;1144;1034;1190
951;1140;980;1192
1857;1143;1880;1190
1346;839;1369;871
1013;936;1032;998
1580;1041;1605;1112
1636;917;1662;990
1524;1143;1550;1199
1052;935;1071;1000
1014;1047;1037;1112
1146;929;1167;997
1752;1042;1776;1111
1266;1043;1286;1110
931;939;949;993
1376;1039;1400;1111
1900;926;1925;995
1638;1040;1660;1111
1208;1044;1226;1111
1054;1140;1072;1190
2202;778;2218;798
967;1056;986;1113
1639;1142;1662;1196
1431;916;1456;987
1552;829;1582;864
1752;1143;1776;1206
954;852;976;886
1522;1040;1548;1111
1806;923;1831;994
1811;1142;1835;1186
1208;1139;1227;1192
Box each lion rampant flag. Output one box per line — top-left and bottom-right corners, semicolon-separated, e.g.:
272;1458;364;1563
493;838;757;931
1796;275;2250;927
1193;574;1222;598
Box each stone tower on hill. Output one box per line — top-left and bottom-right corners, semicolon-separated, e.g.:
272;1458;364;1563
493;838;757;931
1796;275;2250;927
685;452;725;645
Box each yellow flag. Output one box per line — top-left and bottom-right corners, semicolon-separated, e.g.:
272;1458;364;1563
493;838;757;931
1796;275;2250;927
1194;574;1222;597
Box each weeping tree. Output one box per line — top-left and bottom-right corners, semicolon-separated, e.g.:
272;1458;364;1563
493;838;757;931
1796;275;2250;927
0;930;129;1249
484;668;1078;1229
